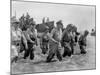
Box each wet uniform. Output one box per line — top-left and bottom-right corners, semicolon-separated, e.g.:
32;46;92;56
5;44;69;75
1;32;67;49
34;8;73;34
46;28;62;62
78;34;87;54
23;29;37;60
20;36;26;53
11;27;22;63
11;28;22;57
61;29;74;57
40;33;49;54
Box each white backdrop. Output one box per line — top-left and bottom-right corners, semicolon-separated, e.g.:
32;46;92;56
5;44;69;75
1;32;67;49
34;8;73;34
0;0;99;75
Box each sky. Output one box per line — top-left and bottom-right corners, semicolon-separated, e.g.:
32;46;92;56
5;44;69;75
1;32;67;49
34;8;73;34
12;1;95;32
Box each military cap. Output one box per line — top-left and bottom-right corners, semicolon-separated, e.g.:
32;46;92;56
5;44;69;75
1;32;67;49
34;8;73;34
56;20;63;25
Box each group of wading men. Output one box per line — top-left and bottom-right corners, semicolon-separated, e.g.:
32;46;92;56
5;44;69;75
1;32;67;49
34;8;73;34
11;20;89;63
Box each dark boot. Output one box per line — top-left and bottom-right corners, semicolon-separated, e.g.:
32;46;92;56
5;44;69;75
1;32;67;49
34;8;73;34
46;53;55;62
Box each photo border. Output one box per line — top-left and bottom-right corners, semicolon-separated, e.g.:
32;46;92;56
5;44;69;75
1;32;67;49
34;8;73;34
10;0;96;74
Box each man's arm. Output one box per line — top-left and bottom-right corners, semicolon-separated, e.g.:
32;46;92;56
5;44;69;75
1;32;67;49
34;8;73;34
22;33;28;49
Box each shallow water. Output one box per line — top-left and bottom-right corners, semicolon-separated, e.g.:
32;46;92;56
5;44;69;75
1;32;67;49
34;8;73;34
11;36;96;74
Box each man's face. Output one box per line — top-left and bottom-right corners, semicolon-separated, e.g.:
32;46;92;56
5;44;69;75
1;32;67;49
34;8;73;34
57;24;62;29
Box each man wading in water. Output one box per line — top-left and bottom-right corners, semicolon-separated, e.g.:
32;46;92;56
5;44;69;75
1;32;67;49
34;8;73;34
61;24;74;57
11;21;28;63
23;24;38;60
46;20;63;62
78;30;89;54
40;26;49;55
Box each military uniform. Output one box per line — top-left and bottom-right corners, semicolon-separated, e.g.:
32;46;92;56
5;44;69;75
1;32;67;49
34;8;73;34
23;28;37;60
11;24;23;62
61;29;73;57
78;30;89;54
78;35;87;54
46;28;62;62
40;33;49;54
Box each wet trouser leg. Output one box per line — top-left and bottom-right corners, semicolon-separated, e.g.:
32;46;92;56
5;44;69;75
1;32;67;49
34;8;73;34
70;43;74;54
63;47;67;57
30;47;34;60
24;42;34;59
46;51;55;62
46;41;62;62
24;49;30;59
56;49;62;61
28;42;34;60
46;44;55;62
62;42;71;57
80;45;86;54
42;42;48;54
63;47;71;57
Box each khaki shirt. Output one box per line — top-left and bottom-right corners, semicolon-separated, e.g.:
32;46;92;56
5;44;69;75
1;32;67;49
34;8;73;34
61;29;74;42
50;28;62;42
11;28;22;42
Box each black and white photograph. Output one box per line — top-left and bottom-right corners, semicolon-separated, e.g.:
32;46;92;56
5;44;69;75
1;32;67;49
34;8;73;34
11;0;96;74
